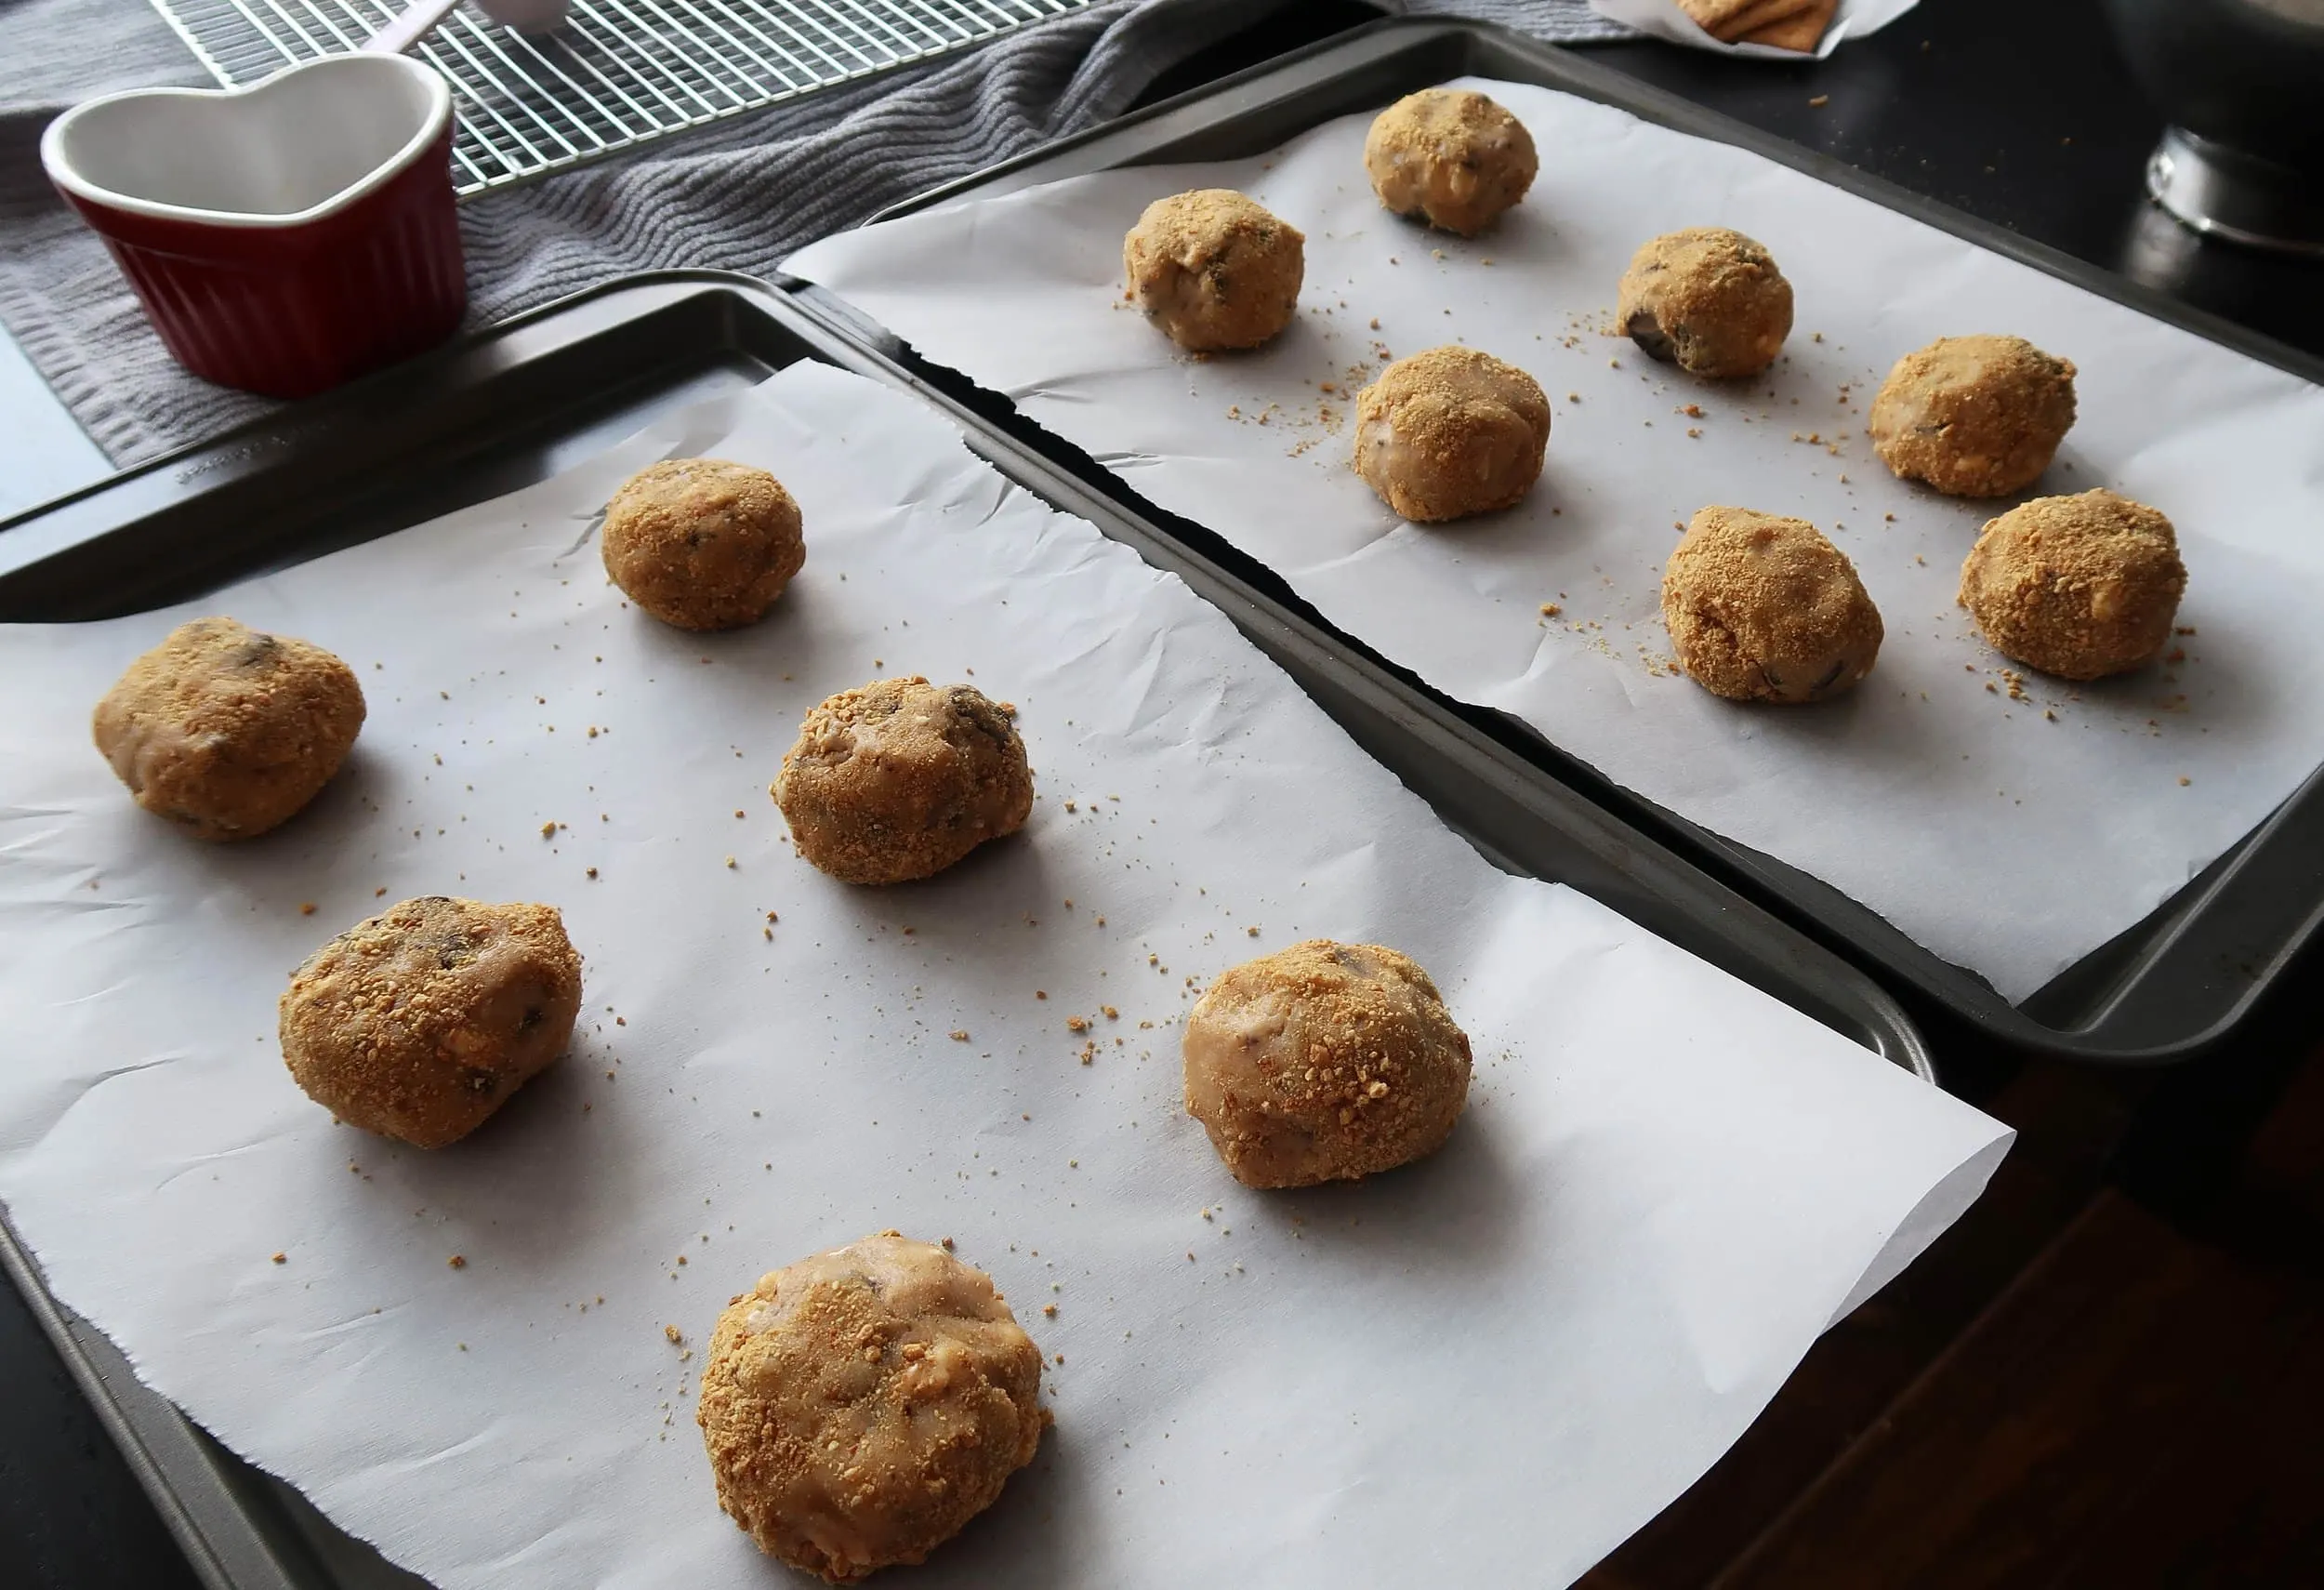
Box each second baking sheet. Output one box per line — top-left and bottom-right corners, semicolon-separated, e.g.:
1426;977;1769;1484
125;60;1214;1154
784;74;2324;1005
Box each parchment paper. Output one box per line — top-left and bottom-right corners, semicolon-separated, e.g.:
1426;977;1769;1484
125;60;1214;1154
1590;0;1917;60
783;78;2324;1002
0;363;2006;1589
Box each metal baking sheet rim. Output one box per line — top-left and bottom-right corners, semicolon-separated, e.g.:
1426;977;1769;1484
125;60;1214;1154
0;270;1934;1590
804;15;2324;1066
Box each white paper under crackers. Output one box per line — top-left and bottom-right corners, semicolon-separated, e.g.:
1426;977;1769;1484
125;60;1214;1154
1591;0;1918;59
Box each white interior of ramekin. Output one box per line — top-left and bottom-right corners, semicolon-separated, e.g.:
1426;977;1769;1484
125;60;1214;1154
43;55;453;229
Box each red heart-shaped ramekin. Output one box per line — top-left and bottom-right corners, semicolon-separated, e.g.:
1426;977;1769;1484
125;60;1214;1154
42;55;466;399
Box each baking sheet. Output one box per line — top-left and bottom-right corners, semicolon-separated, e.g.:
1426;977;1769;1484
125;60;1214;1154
0;362;2006;1590
782;76;2324;1004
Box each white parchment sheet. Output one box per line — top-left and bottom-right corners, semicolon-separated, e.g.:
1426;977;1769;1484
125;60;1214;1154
784;77;2324;1004
0;364;2006;1590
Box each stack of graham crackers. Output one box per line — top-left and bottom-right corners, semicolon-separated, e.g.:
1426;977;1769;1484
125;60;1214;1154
1675;0;1839;51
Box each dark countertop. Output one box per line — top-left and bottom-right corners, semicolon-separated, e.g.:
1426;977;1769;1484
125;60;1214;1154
6;1;2320;1585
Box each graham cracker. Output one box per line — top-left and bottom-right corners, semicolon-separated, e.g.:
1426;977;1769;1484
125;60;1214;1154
1737;0;1840;51
1671;0;1802;33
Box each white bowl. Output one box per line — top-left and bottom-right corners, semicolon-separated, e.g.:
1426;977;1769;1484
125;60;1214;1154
42;54;452;229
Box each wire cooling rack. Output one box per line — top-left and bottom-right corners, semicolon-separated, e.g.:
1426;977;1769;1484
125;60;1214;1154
147;0;1098;195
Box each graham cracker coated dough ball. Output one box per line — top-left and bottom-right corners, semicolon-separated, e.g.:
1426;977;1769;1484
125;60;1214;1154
92;616;364;841
1617;227;1793;379
1123;189;1304;351
601;458;804;631
774;677;1032;885
1959;488;2185;681
1363;86;1538;237
1869;335;2079;498
1662;506;1883;704
279;896;582;1148
1183;939;1472;1189
698;1233;1045;1584
1353;345;1552;522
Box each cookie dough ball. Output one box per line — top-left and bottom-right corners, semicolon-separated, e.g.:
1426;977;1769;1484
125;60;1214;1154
698;1233;1045;1583
601;458;804;631
773;677;1032;886
1617;227;1793;379
1959;489;2185;680
1123;189;1304;352
1183;940;1471;1189
92;616;363;841
1663;506;1883;704
279;897;582;1148
1363;87;1538;237
1869;335;2079;498
1353;345;1552;522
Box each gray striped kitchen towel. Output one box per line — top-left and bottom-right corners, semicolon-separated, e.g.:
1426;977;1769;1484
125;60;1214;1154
0;0;1629;466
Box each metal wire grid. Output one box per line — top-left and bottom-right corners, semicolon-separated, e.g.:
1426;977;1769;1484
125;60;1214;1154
147;0;1097;195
